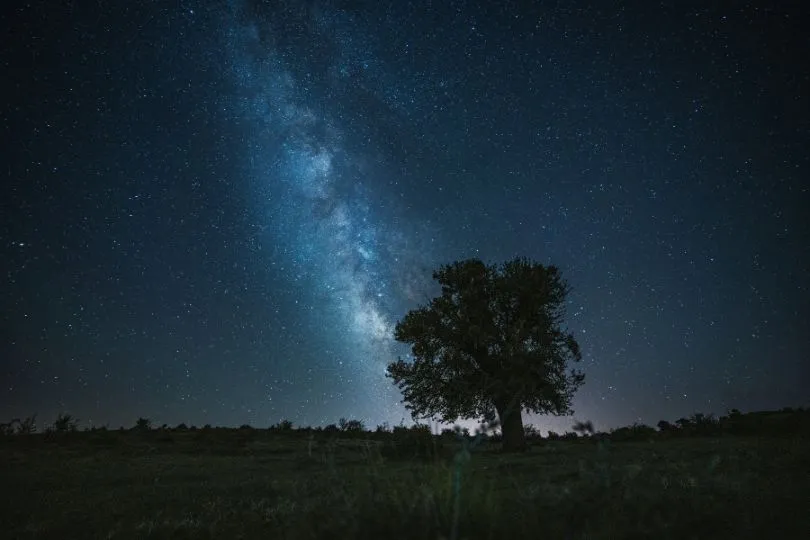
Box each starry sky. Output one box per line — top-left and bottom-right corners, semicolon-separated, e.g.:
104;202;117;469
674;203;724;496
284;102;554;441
2;1;808;433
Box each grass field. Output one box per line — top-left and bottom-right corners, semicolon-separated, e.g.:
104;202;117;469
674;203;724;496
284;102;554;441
2;430;808;539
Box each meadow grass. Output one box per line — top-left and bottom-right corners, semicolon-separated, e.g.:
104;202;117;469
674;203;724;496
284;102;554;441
1;431;807;539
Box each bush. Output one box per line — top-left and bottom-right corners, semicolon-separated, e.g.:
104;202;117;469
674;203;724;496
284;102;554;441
52;413;79;433
572;420;595;436
339;418;366;433
609;423;656;442
1;419;20;437
657;420;675;433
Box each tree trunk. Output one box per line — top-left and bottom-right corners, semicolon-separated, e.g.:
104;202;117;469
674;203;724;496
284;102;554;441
496;399;526;452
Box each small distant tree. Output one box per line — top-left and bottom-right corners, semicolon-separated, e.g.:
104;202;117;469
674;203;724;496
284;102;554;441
675;417;692;432
657;420;674;433
52;413;79;433
17;415;37;435
339;418;365;433
610;423;656;442
1;419;19;437
375;423;391;435
572;419;595;436
387;258;585;452
690;412;719;435
135;417;152;431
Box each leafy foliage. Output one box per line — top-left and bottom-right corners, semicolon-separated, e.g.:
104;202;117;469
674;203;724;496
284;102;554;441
387;257;584;450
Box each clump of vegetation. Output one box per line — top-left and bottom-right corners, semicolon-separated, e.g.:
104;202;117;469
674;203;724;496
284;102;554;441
50;413;80;433
572;419;595;436
609;422;657;442
16;415;37;435
338;417;366;434
270;419;294;432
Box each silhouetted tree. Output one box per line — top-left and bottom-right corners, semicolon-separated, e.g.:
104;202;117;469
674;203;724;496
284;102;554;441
657;420;675;433
675;417;692;432
610;423;656;442
1;419;20;437
338;417;365;433
135;417;152;431
572;420;595;436
17;415;37;435
52;413;79;433
387;258;584;452
690;412;719;435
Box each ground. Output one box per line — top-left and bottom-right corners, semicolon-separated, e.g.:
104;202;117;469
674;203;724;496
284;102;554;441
1;429;807;539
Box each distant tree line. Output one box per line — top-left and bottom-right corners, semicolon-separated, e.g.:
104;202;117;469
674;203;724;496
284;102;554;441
3;407;808;447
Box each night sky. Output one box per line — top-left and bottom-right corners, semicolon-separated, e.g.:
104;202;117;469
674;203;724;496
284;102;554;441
2;1;808;433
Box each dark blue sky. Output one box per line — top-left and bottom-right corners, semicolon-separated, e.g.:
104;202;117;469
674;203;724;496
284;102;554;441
2;1;808;433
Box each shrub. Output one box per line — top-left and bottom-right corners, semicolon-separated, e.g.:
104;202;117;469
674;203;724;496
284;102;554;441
339;417;366;433
657;420;675;433
51;413;79;433
1;419;20;437
572;420;595;436
17;415;37;435
609;423;656;442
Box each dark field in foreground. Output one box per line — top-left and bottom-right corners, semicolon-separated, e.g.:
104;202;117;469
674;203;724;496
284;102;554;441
1;431;808;539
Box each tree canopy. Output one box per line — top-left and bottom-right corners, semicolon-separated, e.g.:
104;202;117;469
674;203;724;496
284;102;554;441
386;257;584;451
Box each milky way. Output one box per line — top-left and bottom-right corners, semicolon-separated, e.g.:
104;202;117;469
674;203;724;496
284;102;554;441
222;2;438;422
